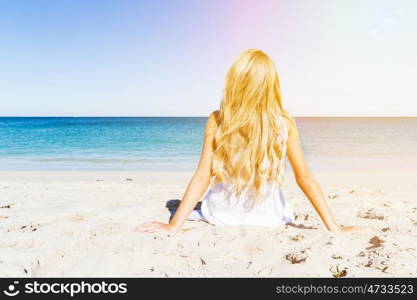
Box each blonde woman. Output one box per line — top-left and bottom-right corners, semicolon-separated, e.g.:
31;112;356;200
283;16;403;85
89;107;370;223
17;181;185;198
135;49;359;233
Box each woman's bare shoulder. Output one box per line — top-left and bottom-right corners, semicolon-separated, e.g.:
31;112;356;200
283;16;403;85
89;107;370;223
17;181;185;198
206;110;220;133
208;110;220;126
210;110;220;119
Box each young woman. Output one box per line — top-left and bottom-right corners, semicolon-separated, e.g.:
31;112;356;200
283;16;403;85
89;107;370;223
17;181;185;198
135;49;359;234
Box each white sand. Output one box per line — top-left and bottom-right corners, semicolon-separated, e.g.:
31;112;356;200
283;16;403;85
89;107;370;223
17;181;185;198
0;170;416;277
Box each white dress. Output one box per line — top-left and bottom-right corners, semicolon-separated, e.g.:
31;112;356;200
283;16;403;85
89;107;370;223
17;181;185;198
200;117;295;228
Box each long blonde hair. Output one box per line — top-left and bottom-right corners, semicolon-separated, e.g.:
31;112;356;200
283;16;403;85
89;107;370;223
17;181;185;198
212;49;291;201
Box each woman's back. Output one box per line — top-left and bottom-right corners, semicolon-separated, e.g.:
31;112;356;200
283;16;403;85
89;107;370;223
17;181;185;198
201;115;295;227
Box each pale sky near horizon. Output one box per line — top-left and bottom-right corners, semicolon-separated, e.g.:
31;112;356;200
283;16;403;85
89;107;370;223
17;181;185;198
1;0;416;117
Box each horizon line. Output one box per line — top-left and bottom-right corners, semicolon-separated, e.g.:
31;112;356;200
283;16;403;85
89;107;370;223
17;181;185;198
0;115;416;118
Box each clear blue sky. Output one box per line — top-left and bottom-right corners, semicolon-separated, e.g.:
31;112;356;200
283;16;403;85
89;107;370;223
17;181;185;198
1;0;416;116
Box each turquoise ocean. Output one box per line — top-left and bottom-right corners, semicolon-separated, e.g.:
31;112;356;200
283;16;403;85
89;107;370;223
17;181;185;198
0;117;416;171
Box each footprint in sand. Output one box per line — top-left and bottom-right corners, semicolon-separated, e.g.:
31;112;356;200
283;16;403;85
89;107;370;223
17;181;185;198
20;224;40;233
366;236;385;250
287;223;318;230
294;213;309;221
357;236;390;272
290;234;304;242
285;250;308;264
357;208;385;220
330;264;348;277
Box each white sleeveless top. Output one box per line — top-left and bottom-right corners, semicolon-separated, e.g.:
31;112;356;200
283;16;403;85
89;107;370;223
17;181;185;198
200;116;294;228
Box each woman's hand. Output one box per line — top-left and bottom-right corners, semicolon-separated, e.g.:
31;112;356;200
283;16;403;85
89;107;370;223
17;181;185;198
329;225;366;233
134;221;179;234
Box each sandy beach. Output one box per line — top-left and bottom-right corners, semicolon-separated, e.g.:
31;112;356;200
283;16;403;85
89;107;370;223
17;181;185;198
0;169;416;277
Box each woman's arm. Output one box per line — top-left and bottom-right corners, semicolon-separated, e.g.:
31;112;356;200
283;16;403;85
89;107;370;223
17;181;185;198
134;111;217;233
285;117;358;232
